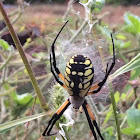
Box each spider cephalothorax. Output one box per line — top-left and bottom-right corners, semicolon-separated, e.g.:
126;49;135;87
42;21;115;140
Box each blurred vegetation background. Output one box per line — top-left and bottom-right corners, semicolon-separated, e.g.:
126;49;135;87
3;0;140;5
0;0;140;140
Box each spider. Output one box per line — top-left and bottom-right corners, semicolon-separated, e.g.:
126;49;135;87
42;21;115;140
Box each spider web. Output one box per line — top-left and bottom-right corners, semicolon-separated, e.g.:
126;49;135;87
54;29;129;104
0;2;130;140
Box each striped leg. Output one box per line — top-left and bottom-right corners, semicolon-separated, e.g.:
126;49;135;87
82;101;97;140
50;54;66;88
87;33;115;95
82;100;104;140
50;21;68;83
42;99;71;136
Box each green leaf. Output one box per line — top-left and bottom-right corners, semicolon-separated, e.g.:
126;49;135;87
121;108;140;136
103;92;120;125
79;0;88;4
116;34;126;40
32;52;46;59
0;39;11;51
11;92;33;106
103;110;113;125
124;12;140;35
3;83;11;90
121;93;126;100
97;25;111;39
111;53;140;80
79;0;105;23
138;104;140;109
0;87;16;97
0;112;50;133
114;91;120;103
131;67;140;80
120;41;131;49
121;127;140;136
126;108;140;129
121;127;136;135
103;126;116;140
105;126;115;136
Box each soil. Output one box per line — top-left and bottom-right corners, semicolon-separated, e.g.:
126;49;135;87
4;4;140;28
22;4;140;25
0;3;136;103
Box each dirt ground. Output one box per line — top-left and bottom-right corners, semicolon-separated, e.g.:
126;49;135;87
20;4;140;26
101;5;140;25
3;4;139;33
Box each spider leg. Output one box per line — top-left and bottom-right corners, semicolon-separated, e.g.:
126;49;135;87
51;20;68;82
82;100;104;140
87;33;115;95
82;100;97;140
93;120;104;140
50;54;66;88
42;99;71;136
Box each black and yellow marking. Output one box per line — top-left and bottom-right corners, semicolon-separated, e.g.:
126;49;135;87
82;100;104;140
58;73;65;82
44;20;115;140
56;99;70;114
64;55;94;97
84;69;92;76
42;99;71;136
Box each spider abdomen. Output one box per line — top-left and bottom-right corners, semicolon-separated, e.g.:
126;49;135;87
64;55;94;97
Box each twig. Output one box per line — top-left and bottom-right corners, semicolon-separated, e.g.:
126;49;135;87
0;49;7;59
63;0;75;21
109;83;122;140
68;20;88;44
0;10;22;35
6;66;25;80
0;2;48;111
67;19;98;45
121;47;140;55
0;50;13;71
119;97;139;129
22;96;37;140
23;123;38;140
92;29;106;71
0;86;17;97
0;74;48;84
0;134;8;140
0;2;29;35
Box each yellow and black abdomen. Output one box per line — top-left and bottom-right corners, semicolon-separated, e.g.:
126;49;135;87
64;55;94;97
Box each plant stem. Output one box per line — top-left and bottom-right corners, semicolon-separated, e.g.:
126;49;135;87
0;74;48;84
68;20;88;44
0;86;17;97
0;2;48;111
109;83;122;140
63;0;75;21
0;2;28;36
0;51;12;71
67;18;98;45
119;97;139;129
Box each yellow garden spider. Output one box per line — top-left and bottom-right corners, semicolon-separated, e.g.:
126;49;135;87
42;21;115;140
